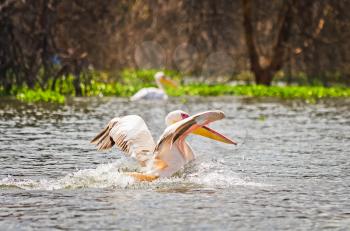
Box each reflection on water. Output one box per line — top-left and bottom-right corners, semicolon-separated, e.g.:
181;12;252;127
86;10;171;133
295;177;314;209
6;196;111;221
0;97;349;230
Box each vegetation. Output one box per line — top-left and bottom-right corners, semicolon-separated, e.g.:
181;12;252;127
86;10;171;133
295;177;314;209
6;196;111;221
2;69;348;103
168;84;350;101
16;89;65;104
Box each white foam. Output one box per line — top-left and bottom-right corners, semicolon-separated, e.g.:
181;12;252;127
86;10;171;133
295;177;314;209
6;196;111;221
0;158;269;190
55;161;136;189
183;160;269;188
0;159;137;190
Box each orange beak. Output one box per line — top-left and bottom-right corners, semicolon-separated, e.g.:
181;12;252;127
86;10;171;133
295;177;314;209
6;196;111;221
159;77;178;88
192;126;237;145
180;113;236;145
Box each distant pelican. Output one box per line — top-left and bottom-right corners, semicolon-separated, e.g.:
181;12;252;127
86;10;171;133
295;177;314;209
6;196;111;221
130;72;177;101
91;110;236;181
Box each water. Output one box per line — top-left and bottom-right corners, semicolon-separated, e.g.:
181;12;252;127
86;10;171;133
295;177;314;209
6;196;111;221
0;97;349;230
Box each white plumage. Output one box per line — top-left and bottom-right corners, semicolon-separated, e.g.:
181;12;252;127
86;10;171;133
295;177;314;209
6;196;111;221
91;110;236;181
130;87;168;101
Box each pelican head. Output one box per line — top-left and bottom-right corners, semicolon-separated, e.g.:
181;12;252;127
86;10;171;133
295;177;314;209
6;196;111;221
165;110;189;125
154;72;177;89
165;110;236;144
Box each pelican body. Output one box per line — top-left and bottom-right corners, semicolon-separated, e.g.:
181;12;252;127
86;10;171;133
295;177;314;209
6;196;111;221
91;110;236;181
130;72;177;101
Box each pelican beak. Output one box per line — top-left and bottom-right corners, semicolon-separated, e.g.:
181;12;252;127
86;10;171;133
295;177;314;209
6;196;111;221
192;126;237;145
160;77;178;88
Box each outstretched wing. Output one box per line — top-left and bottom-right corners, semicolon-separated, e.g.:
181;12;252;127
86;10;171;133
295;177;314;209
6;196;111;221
91;115;156;165
155;110;227;152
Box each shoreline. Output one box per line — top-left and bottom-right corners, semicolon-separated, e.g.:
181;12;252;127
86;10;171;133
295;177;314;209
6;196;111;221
1;84;349;104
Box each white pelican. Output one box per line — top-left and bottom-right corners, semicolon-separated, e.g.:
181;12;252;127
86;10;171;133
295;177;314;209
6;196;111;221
130;72;177;101
91;110;236;181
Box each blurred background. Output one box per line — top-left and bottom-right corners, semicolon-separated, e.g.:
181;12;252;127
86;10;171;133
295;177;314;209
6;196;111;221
1;0;350;95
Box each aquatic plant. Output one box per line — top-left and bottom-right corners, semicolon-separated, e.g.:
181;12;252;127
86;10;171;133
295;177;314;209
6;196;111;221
2;69;350;103
9;83;350;103
167;84;350;101
16;89;65;104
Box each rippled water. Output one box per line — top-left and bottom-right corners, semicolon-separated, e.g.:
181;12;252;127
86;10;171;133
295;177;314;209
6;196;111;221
0;97;349;230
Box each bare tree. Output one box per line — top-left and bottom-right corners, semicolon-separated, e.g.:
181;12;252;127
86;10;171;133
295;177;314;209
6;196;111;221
241;0;296;85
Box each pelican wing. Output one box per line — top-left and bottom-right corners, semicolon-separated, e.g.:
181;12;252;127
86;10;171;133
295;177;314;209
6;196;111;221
91;115;155;164
155;110;225;151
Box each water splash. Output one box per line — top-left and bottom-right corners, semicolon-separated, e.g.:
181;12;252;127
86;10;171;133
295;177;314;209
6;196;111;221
0;159;136;190
183;160;268;187
0;158;268;190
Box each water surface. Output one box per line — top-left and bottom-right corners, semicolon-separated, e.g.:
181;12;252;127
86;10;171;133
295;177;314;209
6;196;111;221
0;97;349;230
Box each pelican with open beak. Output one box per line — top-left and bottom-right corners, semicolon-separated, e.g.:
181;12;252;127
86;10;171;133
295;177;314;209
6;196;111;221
130;71;177;101
91;110;236;181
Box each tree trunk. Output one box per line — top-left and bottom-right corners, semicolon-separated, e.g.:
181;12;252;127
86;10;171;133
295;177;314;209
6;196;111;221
241;0;261;81
241;0;295;86
255;69;274;86
73;72;82;96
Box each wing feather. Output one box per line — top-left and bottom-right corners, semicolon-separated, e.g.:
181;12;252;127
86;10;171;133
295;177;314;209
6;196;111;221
91;115;155;165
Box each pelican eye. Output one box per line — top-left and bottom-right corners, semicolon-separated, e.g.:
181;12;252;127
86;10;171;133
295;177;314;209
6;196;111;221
180;113;189;119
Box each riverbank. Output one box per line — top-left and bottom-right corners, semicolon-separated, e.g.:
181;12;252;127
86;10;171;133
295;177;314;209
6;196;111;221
1;70;349;103
1;84;349;104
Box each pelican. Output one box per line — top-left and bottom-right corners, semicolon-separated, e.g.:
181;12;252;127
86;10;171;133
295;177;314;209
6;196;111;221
91;110;236;181
130;72;177;101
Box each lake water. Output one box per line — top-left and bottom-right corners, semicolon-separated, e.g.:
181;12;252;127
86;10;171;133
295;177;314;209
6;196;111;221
0;97;349;230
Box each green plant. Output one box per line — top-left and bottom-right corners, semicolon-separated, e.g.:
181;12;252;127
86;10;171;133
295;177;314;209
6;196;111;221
16;89;65;103
168;84;350;100
2;69;350;103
